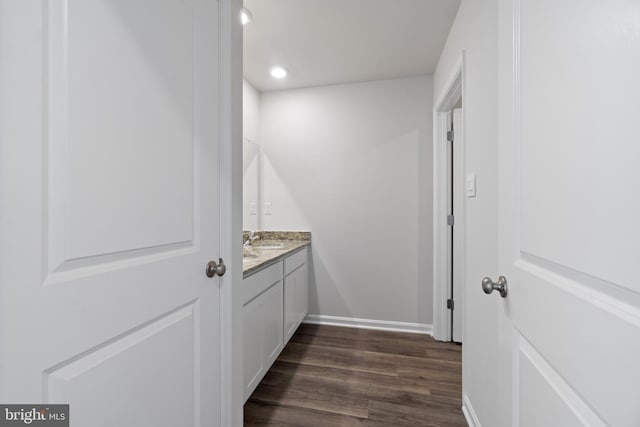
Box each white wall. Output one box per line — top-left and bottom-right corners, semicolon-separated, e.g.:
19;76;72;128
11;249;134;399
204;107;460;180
433;0;499;425
259;76;434;325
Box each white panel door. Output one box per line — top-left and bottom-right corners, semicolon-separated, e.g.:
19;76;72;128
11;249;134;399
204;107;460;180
452;108;464;343
444;110;454;341
0;1;222;426
497;0;640;426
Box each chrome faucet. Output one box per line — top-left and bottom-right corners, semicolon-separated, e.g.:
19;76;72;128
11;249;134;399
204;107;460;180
243;231;260;248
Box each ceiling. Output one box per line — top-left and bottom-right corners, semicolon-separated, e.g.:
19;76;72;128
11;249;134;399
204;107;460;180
243;0;461;92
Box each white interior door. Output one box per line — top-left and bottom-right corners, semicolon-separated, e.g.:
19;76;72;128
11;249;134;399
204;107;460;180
452;108;464;343
0;1;222;426
497;0;640;426
444;110;454;340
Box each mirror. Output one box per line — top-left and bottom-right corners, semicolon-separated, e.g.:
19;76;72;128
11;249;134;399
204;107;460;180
243;138;260;230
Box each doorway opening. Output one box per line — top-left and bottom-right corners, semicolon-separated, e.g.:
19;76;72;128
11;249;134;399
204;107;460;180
433;56;465;343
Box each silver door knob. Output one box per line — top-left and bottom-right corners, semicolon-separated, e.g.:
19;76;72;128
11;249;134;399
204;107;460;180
206;258;226;278
482;276;508;297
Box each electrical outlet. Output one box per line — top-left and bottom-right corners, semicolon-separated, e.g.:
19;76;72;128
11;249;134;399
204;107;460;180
249;203;257;215
264;202;272;215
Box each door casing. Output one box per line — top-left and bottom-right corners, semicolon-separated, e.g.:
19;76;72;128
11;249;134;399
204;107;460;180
433;54;466;343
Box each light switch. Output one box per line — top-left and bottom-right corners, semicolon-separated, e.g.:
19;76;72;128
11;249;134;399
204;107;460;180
249;203;257;215
264;202;272;215
465;173;476;198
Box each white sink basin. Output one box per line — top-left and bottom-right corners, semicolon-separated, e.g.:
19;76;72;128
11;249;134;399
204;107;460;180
253;242;287;250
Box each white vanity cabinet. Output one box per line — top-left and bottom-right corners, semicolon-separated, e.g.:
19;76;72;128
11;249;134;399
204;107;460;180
283;248;308;343
242;246;309;402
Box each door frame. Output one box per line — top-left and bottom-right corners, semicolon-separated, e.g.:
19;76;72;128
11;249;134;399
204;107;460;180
432;53;466;342
218;0;243;425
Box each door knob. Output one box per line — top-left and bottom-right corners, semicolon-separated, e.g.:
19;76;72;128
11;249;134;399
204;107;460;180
482;275;508;297
206;258;226;278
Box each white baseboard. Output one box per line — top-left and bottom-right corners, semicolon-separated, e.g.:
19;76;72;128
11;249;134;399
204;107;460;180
303;314;432;335
462;394;481;427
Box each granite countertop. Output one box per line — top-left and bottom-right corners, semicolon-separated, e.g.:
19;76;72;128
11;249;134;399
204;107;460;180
242;231;311;278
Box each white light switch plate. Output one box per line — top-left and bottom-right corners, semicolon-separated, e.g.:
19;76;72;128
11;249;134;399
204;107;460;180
466;173;476;198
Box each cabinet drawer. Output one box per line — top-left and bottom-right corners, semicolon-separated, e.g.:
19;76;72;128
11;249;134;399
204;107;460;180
242;260;283;305
284;247;307;276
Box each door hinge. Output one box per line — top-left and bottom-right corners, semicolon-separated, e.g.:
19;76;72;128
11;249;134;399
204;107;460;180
447;130;454;142
447;299;454;310
447;214;455;226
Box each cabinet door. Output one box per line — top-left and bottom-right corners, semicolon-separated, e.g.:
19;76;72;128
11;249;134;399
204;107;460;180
284;265;308;343
296;264;308;325
242;280;284;402
284;271;298;343
242;296;264;401
263;281;284;366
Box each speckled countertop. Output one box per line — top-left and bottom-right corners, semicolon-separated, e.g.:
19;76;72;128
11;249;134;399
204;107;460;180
242;231;311;278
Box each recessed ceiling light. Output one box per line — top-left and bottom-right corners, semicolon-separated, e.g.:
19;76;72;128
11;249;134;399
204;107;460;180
270;66;288;79
240;8;252;25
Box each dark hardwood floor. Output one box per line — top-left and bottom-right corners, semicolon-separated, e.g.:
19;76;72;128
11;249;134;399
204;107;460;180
244;324;466;426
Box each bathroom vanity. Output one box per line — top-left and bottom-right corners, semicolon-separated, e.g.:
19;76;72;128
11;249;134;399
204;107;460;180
242;232;310;401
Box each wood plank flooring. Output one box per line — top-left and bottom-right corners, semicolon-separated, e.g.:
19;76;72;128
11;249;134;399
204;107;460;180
244;324;466;426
